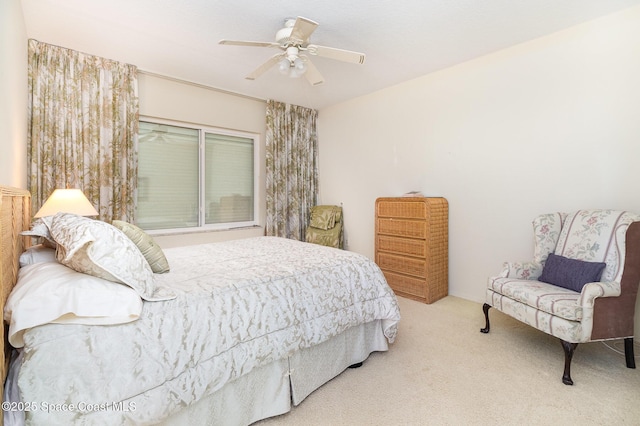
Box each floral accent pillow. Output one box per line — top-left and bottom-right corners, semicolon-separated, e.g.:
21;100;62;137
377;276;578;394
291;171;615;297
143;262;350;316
20;217;57;248
49;213;175;301
111;220;170;274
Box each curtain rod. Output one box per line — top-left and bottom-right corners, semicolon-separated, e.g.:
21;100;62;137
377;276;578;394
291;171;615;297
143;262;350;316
138;70;267;104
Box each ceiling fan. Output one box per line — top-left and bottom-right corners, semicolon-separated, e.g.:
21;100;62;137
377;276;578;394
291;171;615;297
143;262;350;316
219;17;366;86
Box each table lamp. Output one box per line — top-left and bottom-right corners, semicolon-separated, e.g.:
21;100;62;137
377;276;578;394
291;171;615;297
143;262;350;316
34;188;99;218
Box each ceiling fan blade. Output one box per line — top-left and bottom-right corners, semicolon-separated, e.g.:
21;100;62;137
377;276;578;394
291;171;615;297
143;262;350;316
306;44;366;65
246;53;284;80
291;17;319;43
219;39;280;48
303;59;324;86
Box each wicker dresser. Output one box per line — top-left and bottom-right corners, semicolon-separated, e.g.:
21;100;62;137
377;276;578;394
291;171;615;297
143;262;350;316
375;197;448;304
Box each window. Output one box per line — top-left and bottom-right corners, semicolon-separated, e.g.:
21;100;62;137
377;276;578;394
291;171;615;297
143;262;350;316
137;119;257;232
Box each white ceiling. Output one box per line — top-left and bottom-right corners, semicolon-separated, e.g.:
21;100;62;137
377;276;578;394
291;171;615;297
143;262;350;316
21;0;640;109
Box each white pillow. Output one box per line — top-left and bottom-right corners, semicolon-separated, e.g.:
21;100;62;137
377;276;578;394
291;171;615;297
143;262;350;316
4;262;143;348
49;213;175;301
19;244;57;267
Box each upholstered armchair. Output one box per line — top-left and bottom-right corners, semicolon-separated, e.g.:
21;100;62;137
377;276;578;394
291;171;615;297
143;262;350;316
481;210;640;385
305;205;343;249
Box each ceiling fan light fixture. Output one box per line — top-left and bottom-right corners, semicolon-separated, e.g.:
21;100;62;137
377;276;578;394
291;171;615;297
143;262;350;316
278;57;291;75
277;55;307;78
293;57;307;74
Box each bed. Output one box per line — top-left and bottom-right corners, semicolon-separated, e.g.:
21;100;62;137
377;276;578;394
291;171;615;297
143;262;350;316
0;185;400;425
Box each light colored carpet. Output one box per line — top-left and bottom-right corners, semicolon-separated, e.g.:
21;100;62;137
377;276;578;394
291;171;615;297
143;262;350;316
256;296;640;425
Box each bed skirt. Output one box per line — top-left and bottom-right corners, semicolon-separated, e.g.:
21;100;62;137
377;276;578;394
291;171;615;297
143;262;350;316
3;315;388;426
162;320;388;425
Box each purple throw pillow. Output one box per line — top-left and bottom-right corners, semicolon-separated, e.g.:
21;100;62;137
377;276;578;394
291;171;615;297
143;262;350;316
539;253;606;292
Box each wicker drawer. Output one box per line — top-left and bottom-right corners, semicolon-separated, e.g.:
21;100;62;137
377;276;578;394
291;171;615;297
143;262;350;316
376;235;426;258
376;252;426;278
376;200;427;219
377;218;427;239
382;271;426;300
383;270;448;304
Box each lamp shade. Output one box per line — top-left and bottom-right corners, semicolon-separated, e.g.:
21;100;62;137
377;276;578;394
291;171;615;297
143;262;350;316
34;189;99;218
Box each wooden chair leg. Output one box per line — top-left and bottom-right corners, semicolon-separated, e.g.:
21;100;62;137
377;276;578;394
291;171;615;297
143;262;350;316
624;338;636;369
480;303;491;333
561;340;579;385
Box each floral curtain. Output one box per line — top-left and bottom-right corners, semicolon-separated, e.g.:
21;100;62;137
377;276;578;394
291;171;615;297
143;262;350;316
265;100;318;240
27;39;139;222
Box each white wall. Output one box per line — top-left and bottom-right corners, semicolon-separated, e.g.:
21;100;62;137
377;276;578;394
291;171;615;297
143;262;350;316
317;5;640;334
137;73;267;247
0;0;28;188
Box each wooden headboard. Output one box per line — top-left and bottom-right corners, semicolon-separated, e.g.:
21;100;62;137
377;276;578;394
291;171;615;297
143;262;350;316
0;186;31;387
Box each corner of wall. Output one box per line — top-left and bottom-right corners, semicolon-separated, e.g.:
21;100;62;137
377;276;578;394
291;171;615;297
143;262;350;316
0;0;28;189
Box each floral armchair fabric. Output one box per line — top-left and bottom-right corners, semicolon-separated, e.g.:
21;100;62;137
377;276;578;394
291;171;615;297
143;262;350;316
482;210;640;385
305;205;343;249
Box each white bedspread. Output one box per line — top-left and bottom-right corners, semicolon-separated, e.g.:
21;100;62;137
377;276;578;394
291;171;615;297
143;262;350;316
16;237;400;425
